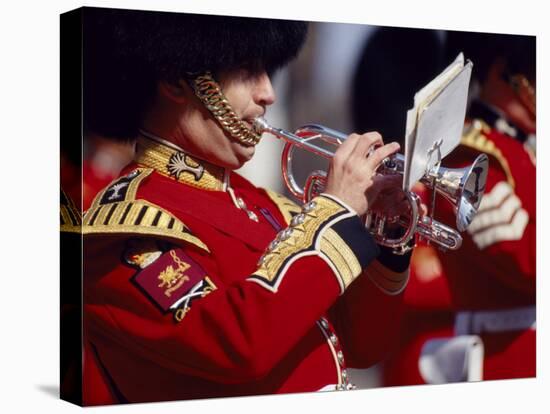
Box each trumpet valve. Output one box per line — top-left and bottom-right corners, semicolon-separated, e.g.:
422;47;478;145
374;215;386;237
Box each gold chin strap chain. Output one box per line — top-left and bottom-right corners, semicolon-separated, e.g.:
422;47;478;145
188;72;262;147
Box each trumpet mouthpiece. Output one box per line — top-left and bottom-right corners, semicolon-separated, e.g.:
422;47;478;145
253;117;271;134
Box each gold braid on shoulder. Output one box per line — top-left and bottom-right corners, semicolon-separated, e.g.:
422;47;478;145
188;72;262;146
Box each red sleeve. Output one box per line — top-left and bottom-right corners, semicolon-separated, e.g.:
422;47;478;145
86;246;341;384
330;240;411;368
330;268;405;368
84;194;380;384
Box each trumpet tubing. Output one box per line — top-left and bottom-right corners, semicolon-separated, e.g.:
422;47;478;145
253;117;488;253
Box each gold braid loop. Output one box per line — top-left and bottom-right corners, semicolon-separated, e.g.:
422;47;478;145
190;72;262;146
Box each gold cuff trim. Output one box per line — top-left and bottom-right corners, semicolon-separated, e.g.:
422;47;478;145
366;260;409;295
83;199;210;253
320;228;362;291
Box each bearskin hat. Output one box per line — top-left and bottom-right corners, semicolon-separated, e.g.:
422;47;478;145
445;30;535;84
352;27;444;144
83;7;308;139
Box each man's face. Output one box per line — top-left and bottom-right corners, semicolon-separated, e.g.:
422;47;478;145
174;68;276;169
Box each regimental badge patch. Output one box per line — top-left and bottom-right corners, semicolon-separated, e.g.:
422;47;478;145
123;238;165;269
99;169;142;205
131;248;215;315
171;277;217;323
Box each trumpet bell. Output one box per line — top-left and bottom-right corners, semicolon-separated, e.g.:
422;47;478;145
456;153;489;231
434;153;489;232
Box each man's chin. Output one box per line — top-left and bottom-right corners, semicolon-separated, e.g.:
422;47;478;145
235;142;256;160
221;143;255;170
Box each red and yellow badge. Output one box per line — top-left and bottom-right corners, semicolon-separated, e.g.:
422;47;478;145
132;248;209;312
157;251;191;297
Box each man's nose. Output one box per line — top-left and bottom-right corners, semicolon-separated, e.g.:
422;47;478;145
254;72;276;106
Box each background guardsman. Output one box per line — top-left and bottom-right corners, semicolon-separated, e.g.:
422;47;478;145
384;30;536;385
350;27;454;386
81;8;412;405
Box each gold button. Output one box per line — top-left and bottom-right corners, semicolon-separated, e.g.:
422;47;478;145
302;200;317;213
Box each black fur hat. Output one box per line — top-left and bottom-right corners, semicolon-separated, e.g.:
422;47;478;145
83;7;308;139
352;27;444;144
445;30;535;84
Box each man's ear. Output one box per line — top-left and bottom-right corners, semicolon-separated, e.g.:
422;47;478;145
158;80;192;104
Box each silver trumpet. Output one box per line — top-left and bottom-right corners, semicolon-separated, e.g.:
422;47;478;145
253;117;489;254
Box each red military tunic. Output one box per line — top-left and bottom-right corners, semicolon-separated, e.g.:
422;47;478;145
82;134;410;405
382;112;536;385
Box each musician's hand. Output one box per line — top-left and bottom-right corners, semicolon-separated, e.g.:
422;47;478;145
324;132;400;216
370;180;429;227
368;174;409;217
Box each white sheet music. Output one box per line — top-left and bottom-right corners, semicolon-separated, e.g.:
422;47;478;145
403;53;473;190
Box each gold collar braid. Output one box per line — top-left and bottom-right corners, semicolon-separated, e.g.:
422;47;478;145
187;72;262;147
135;132;227;192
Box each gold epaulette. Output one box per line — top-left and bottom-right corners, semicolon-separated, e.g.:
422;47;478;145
60;188;81;233
461;119;515;188
82;168;210;253
264;189;302;225
250;195;361;293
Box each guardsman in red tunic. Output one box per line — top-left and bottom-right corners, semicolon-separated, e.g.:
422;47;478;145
81;9;412;405
383;31;536;385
